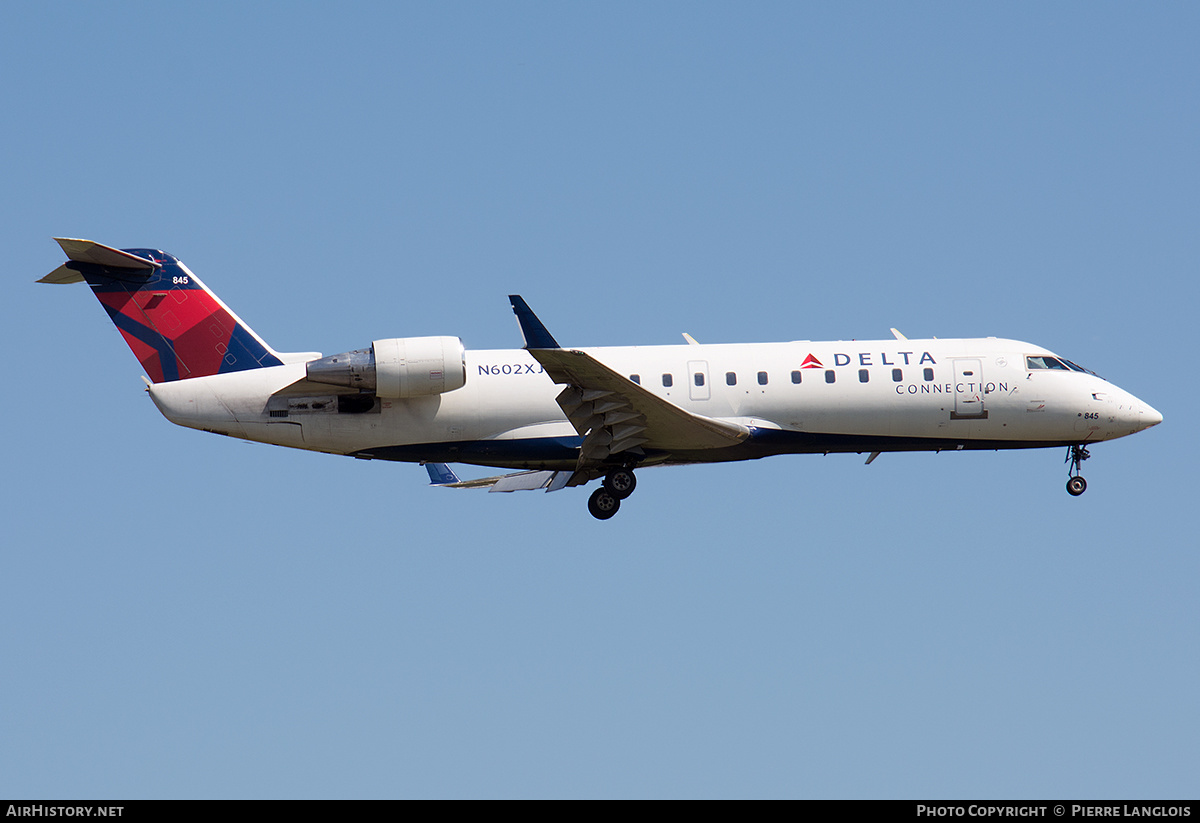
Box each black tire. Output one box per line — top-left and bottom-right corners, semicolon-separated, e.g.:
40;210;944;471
1066;476;1087;496
588;488;621;520
603;469;637;499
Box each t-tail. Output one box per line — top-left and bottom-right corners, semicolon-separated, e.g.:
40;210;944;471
40;238;286;382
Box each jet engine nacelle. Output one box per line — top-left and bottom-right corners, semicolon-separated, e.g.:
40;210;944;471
305;336;466;398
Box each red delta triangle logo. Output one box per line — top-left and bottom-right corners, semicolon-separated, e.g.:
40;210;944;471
800;353;823;369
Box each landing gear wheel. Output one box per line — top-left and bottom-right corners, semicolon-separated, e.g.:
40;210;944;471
588;487;621;520
603;469;637;499
1065;445;1091;497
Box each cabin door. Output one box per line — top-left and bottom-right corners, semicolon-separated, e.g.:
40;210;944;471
952;358;986;418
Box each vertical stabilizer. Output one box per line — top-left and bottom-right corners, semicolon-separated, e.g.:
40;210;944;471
41;238;284;382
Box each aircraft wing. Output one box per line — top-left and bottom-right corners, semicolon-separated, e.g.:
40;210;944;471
424;462;568;493
509;296;749;484
533;347;749;453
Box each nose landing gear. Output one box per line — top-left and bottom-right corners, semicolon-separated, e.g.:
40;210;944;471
1065;445;1090;496
587;468;638;520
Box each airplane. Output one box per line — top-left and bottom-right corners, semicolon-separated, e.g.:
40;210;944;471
40;238;1163;519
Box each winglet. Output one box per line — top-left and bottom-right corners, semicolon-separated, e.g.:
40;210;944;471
424;462;462;485
509;295;561;349
890;328;907;340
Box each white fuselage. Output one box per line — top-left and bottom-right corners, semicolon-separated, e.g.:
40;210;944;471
146;337;1161;470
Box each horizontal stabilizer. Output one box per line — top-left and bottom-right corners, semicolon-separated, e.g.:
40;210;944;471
39;238;160;284
39;265;86;285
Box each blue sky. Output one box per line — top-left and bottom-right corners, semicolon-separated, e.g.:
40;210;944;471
2;2;1197;798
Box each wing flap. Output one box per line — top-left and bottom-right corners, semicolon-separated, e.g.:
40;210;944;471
489;471;558;492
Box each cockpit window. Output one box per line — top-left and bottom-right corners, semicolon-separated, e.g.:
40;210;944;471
1061;358;1100;376
1026;355;1071;371
1026;355;1104;379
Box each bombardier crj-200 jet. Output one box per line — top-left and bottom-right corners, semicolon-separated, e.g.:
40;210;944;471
41;239;1162;519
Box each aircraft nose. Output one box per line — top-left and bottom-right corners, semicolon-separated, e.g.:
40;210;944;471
1139;402;1163;430
1119;393;1163;433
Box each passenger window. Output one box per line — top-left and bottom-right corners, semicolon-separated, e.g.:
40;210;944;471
726;372;737;386
630;374;640;385
892;368;902;382
694;372;705;387
859;369;869;383
825;370;836;384
662;373;673;387
791;370;802;384
923;368;934;381
757;371;768;385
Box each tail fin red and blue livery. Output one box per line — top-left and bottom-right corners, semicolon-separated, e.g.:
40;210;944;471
40;238;284;383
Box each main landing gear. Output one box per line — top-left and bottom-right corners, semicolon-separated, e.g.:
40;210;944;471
587;468;638;520
1065;445;1090;496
